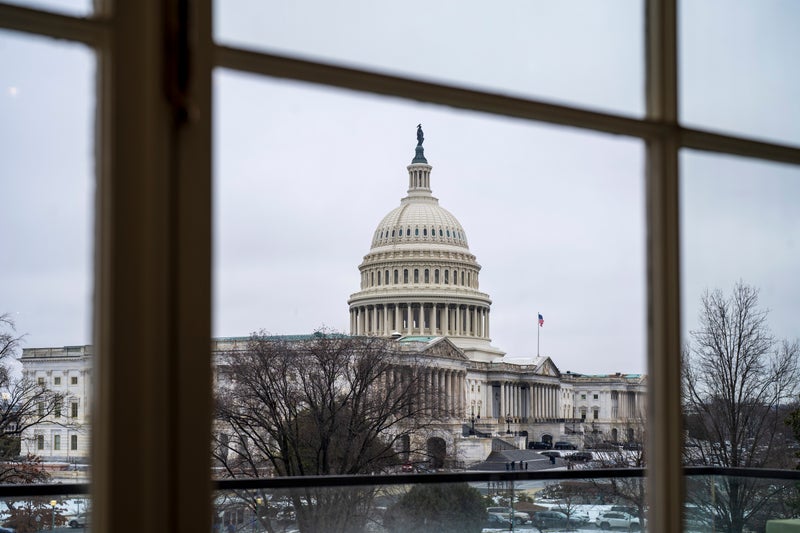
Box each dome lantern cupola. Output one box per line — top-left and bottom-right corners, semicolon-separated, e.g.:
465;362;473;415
407;124;432;196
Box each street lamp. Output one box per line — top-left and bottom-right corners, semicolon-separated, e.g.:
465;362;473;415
49;500;57;530
505;413;512;434
252;496;263;533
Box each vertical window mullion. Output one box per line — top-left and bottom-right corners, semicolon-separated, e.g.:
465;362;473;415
93;1;213;532
645;1;683;532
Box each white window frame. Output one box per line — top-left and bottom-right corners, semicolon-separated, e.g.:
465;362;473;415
1;2;799;533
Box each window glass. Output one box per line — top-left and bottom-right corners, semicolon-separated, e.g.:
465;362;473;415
1;0;91;16
680;1;800;146
214;0;644;116
0;31;93;480
681;151;800;529
214;73;645;482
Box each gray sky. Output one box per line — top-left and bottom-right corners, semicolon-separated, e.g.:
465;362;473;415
1;1;799;375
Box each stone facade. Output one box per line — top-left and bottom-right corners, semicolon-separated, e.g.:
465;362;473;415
18;345;92;463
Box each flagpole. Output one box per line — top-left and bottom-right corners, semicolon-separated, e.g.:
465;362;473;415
537;311;540;357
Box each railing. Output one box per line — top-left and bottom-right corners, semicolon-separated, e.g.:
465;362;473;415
1;468;799;531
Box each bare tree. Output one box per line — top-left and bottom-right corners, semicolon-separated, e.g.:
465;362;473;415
682;282;800;533
582;424;647;524
0;314;66;484
213;330;442;533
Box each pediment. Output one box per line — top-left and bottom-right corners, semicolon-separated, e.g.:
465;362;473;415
421;337;469;361
536;357;561;377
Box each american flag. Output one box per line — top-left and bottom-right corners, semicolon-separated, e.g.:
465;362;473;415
538;313;544;327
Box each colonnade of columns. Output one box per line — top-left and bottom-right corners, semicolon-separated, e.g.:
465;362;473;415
381;365;466;418
350;302;490;338
618;391;642;419
489;381;560;421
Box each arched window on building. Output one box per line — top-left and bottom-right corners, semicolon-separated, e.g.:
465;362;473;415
394;270;399;284
434;269;439;283
444;270;449;284
461;271;465;285
377;271;380;285
385;270;389;285
370;272;374;286
424;269;429;283
403;269;409;284
414;269;419;283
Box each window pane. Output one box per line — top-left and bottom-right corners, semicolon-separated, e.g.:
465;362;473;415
681;151;800;527
214;0;645;117
214;71;646;480
0;30;94;479
680;2;800;146
0;0;92;17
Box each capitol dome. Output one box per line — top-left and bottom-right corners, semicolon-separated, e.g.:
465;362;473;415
348;126;503;362
370;200;469;250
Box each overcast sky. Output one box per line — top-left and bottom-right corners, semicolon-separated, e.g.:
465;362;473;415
1;1;799;375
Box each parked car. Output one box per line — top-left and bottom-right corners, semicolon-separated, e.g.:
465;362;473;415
486;507;530;524
610;505;640;516
484;513;513;529
529;441;552;449
69;513;90;528
400;463;413;472
539;450;561;458
531;510;570;529
552;508;590;526
595;511;641;530
569;451;593;461
553;441;577;450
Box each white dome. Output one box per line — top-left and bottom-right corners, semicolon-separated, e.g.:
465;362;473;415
370;196;469;250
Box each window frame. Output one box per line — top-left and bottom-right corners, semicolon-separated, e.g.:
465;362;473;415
1;2;799;533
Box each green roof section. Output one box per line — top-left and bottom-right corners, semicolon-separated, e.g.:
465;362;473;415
398;336;437;343
215;333;349;343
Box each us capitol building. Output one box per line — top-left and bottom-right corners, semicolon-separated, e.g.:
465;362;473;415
19;126;645;467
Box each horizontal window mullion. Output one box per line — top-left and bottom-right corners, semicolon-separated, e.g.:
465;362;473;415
0;3;108;46
214;44;662;141
680;127;800;167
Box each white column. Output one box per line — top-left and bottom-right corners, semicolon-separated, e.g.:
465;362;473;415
461;372;466;417
499;381;506;419
406;305;412;335
438;370;444;416
444;371;451;416
529;386;534;420
432;304;438;335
